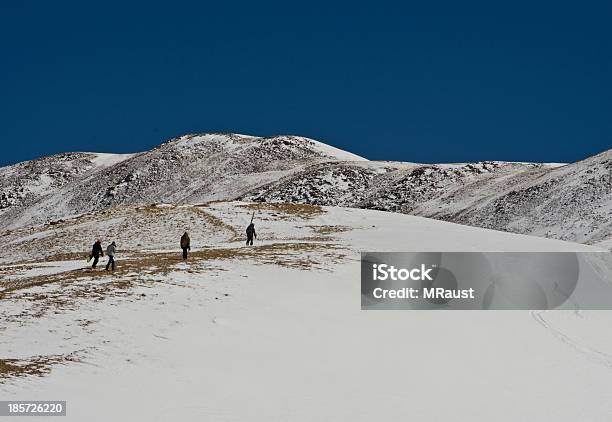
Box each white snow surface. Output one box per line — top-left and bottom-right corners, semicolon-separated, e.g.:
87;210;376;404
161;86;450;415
86;152;136;168
1;202;610;421
304;137;367;161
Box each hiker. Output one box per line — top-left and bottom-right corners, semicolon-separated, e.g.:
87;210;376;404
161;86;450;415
246;223;256;246
106;241;117;271
90;240;104;269
181;231;191;259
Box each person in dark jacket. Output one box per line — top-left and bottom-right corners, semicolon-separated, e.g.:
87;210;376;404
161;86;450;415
180;232;191;259
90;240;104;269
246;223;256;246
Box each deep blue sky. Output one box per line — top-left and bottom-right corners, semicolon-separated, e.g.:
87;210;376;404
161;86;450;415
1;1;611;166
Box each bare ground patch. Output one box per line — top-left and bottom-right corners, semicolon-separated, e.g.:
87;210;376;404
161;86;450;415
1;242;346;306
117;242;346;274
238;202;325;220
191;206;241;240
308;225;353;235
0;354;79;380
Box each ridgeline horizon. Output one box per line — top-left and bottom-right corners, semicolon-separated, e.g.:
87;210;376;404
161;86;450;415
2;132;610;167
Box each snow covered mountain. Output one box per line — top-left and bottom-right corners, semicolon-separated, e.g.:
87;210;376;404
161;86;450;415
0;134;365;230
0;133;610;248
0;152;134;211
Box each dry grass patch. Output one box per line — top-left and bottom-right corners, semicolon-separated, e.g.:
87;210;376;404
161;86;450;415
0;264;36;277
1;241;347;319
0;354;78;380
42;252;87;263
135;204;174;215
191;206;240;238
239;202;325;220
2;241;345;297
309;225;353;235
123;242;345;272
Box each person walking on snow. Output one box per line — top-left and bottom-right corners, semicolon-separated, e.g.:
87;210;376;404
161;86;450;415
246;223;256;246
106;241;117;271
90;240;104;269
181;232;191;259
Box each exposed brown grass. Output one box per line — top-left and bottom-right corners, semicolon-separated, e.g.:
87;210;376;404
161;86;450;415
1;272;143;320
1;242;346;299
0;264;36;277
0;354;78;380
136;204;169;215
309;225;353;234
116;242;345;273
0;241;346;324
191;206;240;238
42;252;88;263
239;202;325;220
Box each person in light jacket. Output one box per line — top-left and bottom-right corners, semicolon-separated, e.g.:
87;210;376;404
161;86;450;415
106;241;117;271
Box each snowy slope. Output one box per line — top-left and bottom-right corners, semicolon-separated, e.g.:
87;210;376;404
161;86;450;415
1;202;610;421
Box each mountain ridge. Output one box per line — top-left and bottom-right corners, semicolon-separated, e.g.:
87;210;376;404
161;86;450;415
0;133;610;249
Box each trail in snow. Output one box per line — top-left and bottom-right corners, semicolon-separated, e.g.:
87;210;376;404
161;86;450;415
531;311;612;368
